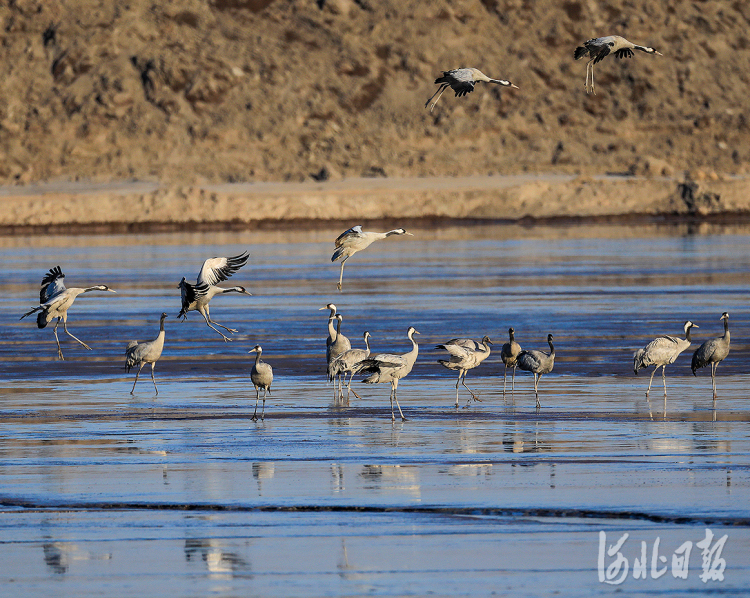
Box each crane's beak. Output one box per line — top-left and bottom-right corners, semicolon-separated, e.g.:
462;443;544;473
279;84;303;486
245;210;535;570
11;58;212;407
108;289;117;293
655;51;663;56
405;232;414;236
510;83;519;89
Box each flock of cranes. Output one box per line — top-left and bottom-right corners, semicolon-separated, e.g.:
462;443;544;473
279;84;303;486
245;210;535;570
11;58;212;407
18;228;731;422
424;35;662;110
19;33;729;422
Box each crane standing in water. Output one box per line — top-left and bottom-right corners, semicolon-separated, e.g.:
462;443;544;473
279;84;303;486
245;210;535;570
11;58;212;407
634;321;697;399
691;313;730;400
436;335;493;408
516;334;555;408
125;313;168;395
500;327;522;398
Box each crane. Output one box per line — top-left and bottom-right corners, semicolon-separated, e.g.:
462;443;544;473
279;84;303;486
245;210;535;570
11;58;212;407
248;345;273;421
425;68;518;112
20;266;116;359
331;225;413;290
125;312;168;395
691;313;730;400
328;331;372;401
436;335;492;408
574;36;662;94
352;326;420;422
177;252;251;341
500;327;522;398
634;321;697;398
516;334;556;408
320;304;351;399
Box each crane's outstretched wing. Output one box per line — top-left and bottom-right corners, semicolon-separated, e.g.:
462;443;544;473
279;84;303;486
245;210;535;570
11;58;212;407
40;266;66;304
614;48;634;59
334;225;364;248
197;252;249;286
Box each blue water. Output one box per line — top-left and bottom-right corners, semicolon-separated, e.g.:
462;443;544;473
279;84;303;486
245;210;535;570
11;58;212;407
0;222;749;596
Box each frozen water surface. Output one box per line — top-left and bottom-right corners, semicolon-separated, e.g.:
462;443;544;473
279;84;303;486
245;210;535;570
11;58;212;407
1;221;749;596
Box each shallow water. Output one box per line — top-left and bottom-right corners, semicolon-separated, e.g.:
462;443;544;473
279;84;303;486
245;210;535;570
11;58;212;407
1;221;749;596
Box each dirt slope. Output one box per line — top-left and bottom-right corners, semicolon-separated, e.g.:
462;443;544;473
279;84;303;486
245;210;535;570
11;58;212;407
1;0;749;186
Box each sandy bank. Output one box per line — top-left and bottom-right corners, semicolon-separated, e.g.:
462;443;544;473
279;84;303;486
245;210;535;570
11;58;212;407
1;174;749;233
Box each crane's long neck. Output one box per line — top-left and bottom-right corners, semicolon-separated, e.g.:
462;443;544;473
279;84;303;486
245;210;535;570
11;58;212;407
408;331;419;357
255;350;262;366
384;230;402;238
159;317;167;333
548;338;555;356
685;326;694;343
509;330;515;342
364;334;371;355
328;316;337;341
723;317;730;341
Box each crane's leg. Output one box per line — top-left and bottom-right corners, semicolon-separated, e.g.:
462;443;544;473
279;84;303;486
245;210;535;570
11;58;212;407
53;317;64;360
534;374;541;409
199;308;233;342
63;319;92;351
711;362;718;399
645;366;658;398
336;257;349;291
252;386;260;421
661;365;667;398
347;372;361;400
454;374;460;409
261;387;267;421
392;381;407;422
150;362;158;395
426;84;450;112
462;372;481;406
131;363;146;394
205;306;238;334
425;83;446;109
391;384;396;422
511;366;516;395
503;366;508;398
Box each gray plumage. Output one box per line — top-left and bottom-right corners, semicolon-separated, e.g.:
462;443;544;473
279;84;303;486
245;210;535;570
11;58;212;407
691;313;730;399
328;331;372;401
516;334;555;408
177;252;251;342
320;303;351;362
500;327;522;397
331;225;413;290
436;335;492;408
352;326;420;422
425;67;518;112
574;35;662;94
633;321;697;398
20;266;116;360
125;312;168;395
248;344;273;421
